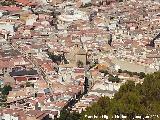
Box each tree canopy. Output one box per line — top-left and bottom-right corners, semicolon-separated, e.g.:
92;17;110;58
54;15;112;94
56;72;160;119
80;72;160;120
58;109;81;120
1;85;12;95
0;85;12;107
118;69;146;79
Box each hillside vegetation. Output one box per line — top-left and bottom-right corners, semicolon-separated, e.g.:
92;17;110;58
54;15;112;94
80;72;160;120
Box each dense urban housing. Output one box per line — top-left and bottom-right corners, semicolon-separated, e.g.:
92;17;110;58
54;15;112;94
0;0;160;119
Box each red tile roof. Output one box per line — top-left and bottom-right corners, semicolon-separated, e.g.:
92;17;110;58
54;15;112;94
1;108;27;120
41;63;53;72
0;6;21;12
0;59;13;69
74;68;85;73
14;76;28;82
55;101;67;108
26;110;47;119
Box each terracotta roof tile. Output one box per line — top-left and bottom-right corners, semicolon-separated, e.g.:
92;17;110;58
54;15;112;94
14;76;28;82
0;6;21;12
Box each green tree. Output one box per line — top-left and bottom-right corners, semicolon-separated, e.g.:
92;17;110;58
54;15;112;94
77;60;84;68
58;109;69;120
47;52;62;64
108;75;120;83
1;85;12;95
58;109;81;120
26;82;31;87
79;72;160;119
139;72;145;79
99;70;109;76
114;81;136;100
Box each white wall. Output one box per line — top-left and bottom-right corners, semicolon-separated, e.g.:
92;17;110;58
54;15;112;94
0;12;3;18
11;116;19;120
2;114;18;120
81;0;91;4
0;23;14;34
26;18;36;26
35;0;48;4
